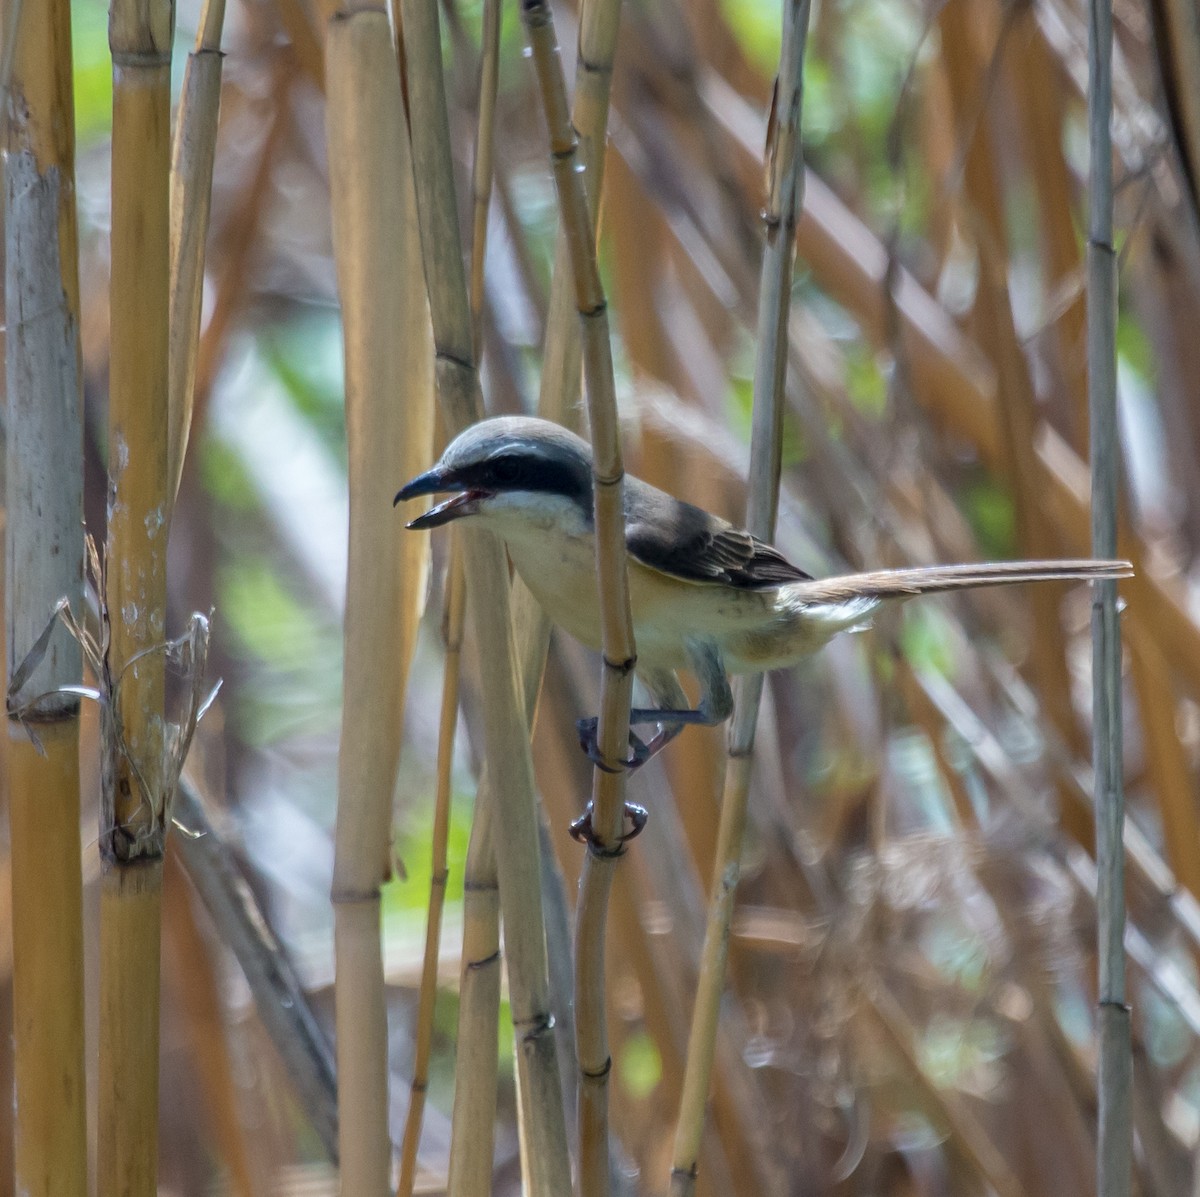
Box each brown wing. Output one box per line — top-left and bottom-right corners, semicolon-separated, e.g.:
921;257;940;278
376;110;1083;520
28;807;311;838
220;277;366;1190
625;487;812;589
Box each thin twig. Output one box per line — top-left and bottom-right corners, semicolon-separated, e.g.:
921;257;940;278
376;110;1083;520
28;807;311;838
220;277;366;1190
668;2;811;1192
1087;0;1131;1190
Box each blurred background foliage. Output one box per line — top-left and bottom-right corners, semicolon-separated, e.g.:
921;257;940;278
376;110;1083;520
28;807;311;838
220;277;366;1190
7;0;1200;1190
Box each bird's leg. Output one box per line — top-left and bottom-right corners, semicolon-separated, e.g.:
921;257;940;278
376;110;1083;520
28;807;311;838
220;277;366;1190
571;647;733;847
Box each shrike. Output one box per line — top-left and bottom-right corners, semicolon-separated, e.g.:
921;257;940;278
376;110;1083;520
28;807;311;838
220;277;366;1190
397;416;1131;772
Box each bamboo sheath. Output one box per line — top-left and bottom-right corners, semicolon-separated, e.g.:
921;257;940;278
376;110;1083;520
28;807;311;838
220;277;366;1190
168;0;227;503
100;0;174;1189
398;0;573;1190
323;10;434;1192
4;0;88;1188
669;3;809;1192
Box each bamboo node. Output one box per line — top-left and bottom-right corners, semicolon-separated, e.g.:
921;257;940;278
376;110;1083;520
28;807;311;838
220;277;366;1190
671;1165;700;1181
1097;998;1132;1013
577;53;613;77
513;1010;555;1044
111;49;173;67
602;653;636;676
466;949;501;972
580;1056;612;1080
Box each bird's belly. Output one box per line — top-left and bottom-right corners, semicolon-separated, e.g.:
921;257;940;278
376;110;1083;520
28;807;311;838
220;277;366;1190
503;529;765;672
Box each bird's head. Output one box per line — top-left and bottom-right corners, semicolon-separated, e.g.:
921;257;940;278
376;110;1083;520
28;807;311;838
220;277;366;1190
395;416;595;532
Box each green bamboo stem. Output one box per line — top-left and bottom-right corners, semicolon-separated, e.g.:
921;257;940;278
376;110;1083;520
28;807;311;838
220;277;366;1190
668;3;810;1192
168;0;227;502
3;0;88;1192
397;0;572;1191
1087;0;1131;1190
323;7;435;1191
520;5;637;1193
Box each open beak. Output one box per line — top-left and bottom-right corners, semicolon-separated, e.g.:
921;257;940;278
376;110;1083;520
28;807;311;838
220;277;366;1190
394;467;487;530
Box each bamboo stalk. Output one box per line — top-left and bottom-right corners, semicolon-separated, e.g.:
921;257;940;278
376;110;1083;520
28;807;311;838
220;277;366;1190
323;7;434;1191
1087;0;1131;1189
520;7;638;1194
3;0;88;1192
397;0;572;1190
99;0;174;1189
668;5;809;1192
168;0;227;503
536;0;625;417
399;3;500;1186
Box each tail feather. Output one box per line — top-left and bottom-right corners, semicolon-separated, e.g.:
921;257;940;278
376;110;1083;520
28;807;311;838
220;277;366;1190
790;559;1133;604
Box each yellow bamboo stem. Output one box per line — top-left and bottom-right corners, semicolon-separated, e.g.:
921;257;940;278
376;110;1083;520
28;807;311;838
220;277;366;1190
100;0;174;1189
522;6;636;1193
324;7;434;1192
4;0;87;1189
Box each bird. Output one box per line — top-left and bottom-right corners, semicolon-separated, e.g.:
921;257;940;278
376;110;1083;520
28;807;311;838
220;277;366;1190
396;416;1131;828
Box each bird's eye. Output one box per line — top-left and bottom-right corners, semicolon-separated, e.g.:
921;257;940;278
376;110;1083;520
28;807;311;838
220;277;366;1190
489;456;524;486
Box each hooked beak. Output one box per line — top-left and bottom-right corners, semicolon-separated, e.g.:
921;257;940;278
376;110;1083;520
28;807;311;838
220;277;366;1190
394;467;487;530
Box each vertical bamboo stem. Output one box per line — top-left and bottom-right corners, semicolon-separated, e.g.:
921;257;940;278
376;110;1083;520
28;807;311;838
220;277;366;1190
535;0;625;417
100;0;174;1190
398;0;572;1190
668;3;810;1192
1087;0;1131;1190
520;6;636;1194
400;3;501;1186
324;7;435;1191
4;0;88;1192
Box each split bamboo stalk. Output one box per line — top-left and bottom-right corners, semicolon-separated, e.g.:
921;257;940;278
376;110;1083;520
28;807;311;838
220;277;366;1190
399;3;500;1186
668;4;810;1192
161;853;257;1197
521;6;638;1193
397;0;572;1190
168;0;227;503
4;0;88;1193
1087;0;1131;1189
323;8;434;1191
99;0;174;1190
174;776;338;1159
536;0;625;417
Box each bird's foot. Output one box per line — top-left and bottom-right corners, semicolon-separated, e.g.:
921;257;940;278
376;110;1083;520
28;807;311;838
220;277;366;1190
575;716;654;772
569;800;649;853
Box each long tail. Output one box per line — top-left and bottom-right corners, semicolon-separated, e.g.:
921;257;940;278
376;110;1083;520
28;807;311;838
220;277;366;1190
790;558;1133;604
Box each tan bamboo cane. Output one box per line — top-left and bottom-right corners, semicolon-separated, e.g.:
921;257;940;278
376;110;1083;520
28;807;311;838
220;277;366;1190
323;5;434;1190
397;0;572;1189
98;0;174;1190
398;1;501;1188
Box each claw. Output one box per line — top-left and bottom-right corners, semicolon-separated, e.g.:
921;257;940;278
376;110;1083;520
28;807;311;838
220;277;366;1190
576;716;654;772
569;800;649;853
